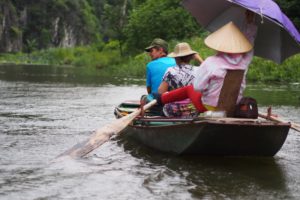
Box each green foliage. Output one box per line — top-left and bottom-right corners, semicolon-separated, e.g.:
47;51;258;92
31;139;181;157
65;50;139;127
1;36;300;83
11;0;101;50
98;0;132;55
102;40;120;51
275;0;300;30
40;29;52;48
131;0;147;7
25;39;38;53
72;47;121;68
0;43;122;69
112;53;150;77
124;0;202;53
9;26;22;38
247;55;300;83
36;48;76;65
80;0;100;37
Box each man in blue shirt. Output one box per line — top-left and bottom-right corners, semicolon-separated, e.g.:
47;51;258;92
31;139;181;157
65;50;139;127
145;38;176;95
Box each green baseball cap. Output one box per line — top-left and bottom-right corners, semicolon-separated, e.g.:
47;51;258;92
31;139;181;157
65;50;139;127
145;38;168;52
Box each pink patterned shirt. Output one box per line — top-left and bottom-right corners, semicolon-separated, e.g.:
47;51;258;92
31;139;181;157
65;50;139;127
193;52;252;107
193;24;257;107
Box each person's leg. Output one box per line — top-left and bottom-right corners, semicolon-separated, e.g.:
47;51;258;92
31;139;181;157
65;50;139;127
186;85;206;112
161;85;207;113
161;86;190;103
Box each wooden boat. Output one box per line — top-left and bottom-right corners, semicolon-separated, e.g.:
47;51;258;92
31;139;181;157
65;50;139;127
114;100;291;156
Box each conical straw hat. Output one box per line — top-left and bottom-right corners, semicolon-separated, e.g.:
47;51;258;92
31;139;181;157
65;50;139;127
204;21;253;53
168;42;197;57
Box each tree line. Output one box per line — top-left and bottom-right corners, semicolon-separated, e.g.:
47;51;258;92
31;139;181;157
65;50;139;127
1;0;299;55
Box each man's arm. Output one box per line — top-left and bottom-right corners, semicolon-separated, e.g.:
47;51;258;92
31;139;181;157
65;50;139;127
146;64;152;94
158;81;168;94
147;86;151;94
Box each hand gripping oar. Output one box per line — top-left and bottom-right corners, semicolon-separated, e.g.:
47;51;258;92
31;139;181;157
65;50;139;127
56;100;157;159
258;112;300;132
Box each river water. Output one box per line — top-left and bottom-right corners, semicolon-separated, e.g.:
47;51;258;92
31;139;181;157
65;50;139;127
0;64;300;200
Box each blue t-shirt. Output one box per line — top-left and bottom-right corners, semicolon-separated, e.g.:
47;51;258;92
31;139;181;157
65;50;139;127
146;57;176;94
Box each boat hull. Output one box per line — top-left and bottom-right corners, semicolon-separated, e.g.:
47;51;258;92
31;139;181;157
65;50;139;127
115;100;290;156
122;120;289;156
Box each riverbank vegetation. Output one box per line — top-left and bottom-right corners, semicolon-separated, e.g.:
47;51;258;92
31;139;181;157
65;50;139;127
0;0;300;83
1;36;300;83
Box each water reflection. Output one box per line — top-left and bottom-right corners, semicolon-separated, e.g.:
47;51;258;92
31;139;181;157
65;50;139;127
0;64;144;85
120;137;290;199
245;83;300;107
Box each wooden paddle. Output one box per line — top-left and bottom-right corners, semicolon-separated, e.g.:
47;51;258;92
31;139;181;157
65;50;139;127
259;112;300;132
56;99;157;159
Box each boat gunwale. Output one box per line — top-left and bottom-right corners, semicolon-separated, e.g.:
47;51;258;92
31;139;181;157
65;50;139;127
130;117;291;129
114;103;291;128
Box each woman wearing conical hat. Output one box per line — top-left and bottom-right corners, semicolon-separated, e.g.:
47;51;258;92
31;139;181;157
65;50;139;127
153;21;257;113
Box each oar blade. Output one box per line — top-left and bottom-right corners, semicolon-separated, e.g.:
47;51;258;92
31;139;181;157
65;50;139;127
57;129;114;159
291;122;300;132
56;100;157;159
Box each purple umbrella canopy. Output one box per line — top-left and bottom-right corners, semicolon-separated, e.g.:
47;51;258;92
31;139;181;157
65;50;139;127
182;0;300;63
